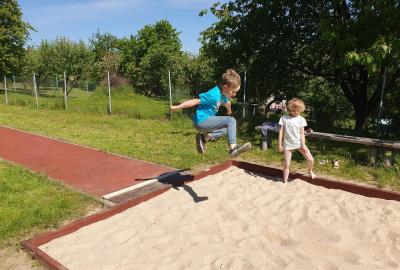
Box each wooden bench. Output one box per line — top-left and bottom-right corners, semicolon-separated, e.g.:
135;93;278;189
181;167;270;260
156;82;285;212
255;125;400;166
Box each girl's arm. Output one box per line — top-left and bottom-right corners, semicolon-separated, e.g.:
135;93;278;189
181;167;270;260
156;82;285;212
278;125;284;152
170;99;200;112
300;127;306;149
224;101;232;115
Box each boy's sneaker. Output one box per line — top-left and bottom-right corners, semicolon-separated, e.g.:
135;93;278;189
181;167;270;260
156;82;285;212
229;142;252;158
196;133;206;154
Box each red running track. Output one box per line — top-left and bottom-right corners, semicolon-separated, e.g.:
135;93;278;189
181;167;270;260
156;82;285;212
0;126;174;197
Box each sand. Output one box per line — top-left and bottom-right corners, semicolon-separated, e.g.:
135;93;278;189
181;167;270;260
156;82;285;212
40;167;400;270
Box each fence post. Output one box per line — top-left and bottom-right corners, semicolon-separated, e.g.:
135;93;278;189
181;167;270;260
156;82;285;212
242;71;246;118
4;76;8;105
13;75;16;92
168;70;172;120
63;71;68;110
107;71;112;115
53;76;58;97
33;73;39;109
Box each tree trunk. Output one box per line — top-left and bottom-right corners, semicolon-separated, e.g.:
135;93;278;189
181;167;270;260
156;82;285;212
340;66;379;132
36;79;40;96
353;103;370;131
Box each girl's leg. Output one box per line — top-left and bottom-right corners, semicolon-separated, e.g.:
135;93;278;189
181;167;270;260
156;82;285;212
283;150;292;183
298;146;315;179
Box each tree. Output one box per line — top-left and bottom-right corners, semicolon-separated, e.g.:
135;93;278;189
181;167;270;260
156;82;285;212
299;1;400;131
181;53;215;96
52;37;91;94
299;77;354;130
201;1;400;131
23;37;91;95
200;1;304;106
0;0;33;76
89;30;119;61
119;20;184;96
22;42;54;93
88;30;120;80
140;45;183;96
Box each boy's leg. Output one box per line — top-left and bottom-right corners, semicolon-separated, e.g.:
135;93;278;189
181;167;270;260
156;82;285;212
229;142;252;158
195;116;237;145
298;146;315;179
283;150;292;183
196;116;251;157
206;127;227;141
195;133;206;154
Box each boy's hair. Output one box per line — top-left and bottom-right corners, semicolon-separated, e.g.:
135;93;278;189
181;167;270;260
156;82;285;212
287;98;305;112
221;69;241;89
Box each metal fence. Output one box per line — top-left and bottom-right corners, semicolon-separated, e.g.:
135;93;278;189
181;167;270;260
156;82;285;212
0;71;197;120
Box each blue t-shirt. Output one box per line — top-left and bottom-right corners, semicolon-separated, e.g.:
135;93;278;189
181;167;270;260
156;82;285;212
193;86;229;124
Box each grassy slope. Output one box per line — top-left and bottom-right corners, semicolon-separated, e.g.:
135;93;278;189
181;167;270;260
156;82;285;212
0;161;99;248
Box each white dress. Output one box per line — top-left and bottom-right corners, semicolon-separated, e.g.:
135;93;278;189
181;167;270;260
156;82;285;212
278;115;307;150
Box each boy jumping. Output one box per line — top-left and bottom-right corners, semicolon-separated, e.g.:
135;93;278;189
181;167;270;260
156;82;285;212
170;69;251;157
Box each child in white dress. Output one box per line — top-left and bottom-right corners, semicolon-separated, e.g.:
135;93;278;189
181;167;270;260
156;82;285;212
278;98;315;183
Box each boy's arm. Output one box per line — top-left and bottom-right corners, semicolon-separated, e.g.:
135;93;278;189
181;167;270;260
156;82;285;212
224;101;232;115
170;99;200;112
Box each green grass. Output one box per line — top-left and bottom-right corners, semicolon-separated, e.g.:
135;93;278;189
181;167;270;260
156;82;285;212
1;86;171;119
0;99;398;190
247;132;400;190
0;161;99;248
0;103;231;169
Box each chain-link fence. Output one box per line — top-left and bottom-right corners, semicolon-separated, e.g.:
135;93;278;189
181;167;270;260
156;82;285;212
0;72;196;120
1;67;266;123
0;75;98;109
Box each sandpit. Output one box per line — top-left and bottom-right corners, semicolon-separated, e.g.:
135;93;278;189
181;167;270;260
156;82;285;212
40;167;400;270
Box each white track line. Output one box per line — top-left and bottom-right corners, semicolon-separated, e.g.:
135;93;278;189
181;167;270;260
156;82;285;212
102;179;159;199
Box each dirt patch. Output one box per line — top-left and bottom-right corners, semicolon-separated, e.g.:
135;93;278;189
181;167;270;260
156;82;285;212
0;246;45;270
0;204;106;270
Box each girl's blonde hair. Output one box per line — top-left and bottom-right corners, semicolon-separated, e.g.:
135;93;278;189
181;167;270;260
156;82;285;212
221;69;241;89
287;98;305;112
